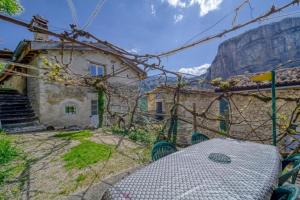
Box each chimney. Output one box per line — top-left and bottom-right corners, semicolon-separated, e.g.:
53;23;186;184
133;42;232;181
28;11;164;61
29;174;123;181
30;15;49;41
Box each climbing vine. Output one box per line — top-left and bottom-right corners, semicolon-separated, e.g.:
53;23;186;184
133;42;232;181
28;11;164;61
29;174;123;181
98;89;105;128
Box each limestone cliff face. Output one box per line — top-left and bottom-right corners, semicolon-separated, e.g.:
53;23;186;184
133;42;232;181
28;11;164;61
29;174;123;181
206;17;300;80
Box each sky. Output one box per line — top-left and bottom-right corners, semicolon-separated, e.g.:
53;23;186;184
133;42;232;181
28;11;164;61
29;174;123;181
1;0;300;76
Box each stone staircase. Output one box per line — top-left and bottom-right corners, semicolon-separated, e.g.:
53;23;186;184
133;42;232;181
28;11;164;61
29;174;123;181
0;89;45;133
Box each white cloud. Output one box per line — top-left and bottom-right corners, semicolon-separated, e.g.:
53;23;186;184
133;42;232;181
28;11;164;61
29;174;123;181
151;4;156;16
162;0;223;16
128;48;139;54
190;0;223;16
174;14;184;23
162;0;187;8
178;63;210;76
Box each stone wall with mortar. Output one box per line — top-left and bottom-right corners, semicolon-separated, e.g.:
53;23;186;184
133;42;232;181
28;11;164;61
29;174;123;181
225;87;300;149
146;89;220;146
0;72;26;94
147;86;300;149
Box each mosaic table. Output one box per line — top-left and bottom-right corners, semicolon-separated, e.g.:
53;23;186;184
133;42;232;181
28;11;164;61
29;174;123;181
102;138;281;200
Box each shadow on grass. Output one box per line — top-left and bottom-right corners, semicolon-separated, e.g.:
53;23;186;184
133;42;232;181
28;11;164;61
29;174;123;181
53;130;92;141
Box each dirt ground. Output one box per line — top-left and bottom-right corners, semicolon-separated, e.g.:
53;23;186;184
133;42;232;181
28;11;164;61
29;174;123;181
3;129;151;200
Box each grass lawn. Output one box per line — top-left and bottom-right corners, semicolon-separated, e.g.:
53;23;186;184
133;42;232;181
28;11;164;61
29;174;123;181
0;130;150;200
54;130;92;140
63;140;113;170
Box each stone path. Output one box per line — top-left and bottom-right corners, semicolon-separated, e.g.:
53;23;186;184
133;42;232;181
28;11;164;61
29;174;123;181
6;130;150;200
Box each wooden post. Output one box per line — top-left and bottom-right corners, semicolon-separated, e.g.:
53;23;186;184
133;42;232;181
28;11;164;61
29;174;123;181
193;103;197;132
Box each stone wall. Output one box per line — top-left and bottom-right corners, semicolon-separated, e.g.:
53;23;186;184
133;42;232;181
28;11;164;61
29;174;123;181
146;89;220;146
225;87;300;149
0;74;26;94
147;86;300;150
27;56;41;117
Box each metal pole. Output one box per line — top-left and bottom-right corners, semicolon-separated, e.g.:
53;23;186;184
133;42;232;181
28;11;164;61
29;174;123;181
193;103;197;132
271;70;277;146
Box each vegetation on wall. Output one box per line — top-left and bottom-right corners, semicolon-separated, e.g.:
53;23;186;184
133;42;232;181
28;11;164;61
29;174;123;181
98;89;105;128
0;0;23;15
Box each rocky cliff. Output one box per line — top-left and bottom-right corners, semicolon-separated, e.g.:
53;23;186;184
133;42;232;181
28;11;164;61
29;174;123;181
206;17;300;80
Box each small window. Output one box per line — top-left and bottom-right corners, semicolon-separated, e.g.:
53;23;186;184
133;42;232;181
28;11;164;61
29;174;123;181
91;100;98;115
65;105;76;115
89;64;105;77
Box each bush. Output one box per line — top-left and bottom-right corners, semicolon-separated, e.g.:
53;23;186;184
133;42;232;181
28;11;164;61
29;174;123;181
110;126;155;145
0;134;17;165
128;129;155;145
111;126;128;136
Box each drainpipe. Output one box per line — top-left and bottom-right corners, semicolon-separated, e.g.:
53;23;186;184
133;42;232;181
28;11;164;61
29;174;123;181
271;70;277;146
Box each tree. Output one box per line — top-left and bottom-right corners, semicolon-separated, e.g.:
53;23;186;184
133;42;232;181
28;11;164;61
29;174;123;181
0;0;23;15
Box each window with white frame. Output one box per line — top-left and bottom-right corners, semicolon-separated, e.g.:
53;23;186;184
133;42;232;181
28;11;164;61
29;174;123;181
89;63;105;77
65;105;77;115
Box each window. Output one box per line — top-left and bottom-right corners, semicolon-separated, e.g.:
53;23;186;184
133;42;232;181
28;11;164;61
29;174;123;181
91;100;98;115
65;105;76;115
156;102;164;121
89;64;105;77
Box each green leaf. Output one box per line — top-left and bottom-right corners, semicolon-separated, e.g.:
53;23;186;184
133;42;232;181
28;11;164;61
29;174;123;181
0;0;23;15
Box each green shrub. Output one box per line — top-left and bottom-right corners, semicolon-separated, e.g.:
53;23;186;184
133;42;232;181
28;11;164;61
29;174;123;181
111;126;127;136
110;126;155;145
128;129;155;145
0;134;17;165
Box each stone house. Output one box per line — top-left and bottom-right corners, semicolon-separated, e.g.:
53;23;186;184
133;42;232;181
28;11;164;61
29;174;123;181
146;68;300;150
0;16;146;132
145;86;219;146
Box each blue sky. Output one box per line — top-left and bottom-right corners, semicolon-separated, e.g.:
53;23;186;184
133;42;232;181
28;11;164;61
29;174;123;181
1;0;300;75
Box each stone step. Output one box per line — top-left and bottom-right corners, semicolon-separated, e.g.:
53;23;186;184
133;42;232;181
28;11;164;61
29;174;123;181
0;101;29;106
0;107;34;114
1;116;38;124
4;124;46;134
0;97;29;102
0;94;28;98
2;121;40;129
0;112;35;119
0;89;19;95
0;105;32;111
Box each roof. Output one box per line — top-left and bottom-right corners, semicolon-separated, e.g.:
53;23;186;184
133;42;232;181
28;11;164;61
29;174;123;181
145;85;215;96
26;40;146;77
215;67;300;92
0;40;146;82
0;49;13;60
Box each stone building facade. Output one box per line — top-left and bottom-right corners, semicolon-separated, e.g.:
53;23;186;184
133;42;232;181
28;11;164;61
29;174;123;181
145;86;220;146
146;68;300;151
0;16;146;130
